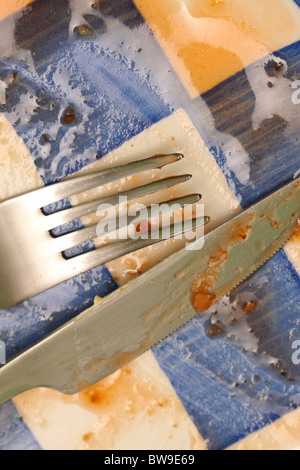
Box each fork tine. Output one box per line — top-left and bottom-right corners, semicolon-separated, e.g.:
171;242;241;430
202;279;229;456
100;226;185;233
48;194;202;254
17;154;184;210
41;175;192;232
59;216;211;281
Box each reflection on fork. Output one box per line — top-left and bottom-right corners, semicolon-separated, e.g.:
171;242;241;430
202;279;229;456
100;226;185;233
0;154;210;309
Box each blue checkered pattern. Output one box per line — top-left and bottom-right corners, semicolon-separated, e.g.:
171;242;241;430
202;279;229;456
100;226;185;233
0;0;299;450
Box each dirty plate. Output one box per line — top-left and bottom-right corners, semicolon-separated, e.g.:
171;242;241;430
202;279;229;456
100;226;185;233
0;0;300;450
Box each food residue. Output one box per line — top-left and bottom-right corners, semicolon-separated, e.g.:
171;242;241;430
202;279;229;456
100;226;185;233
192;215;254;313
291;180;300;195
76;24;94;37
230;220;253;242
61;107;77;126
13;352;207;450
207;322;223;338
242;301;258;313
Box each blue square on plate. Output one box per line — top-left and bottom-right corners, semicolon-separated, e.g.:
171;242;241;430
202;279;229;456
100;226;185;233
0;0;174;184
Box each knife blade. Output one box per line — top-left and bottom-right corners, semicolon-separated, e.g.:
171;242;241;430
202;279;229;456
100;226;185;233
0;177;299;403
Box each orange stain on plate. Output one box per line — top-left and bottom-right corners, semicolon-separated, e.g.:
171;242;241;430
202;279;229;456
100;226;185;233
14;357;207;450
0;0;34;21
133;0;300;96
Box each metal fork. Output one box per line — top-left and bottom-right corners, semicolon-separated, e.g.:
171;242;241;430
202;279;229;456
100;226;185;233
0;154;209;309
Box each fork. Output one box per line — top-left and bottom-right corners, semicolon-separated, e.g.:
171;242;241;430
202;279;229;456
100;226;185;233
0;154;209;309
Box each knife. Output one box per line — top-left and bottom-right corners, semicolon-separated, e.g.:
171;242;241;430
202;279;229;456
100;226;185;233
0;177;299;403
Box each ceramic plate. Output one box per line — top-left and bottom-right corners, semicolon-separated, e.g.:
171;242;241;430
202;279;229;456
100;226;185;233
0;0;300;451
